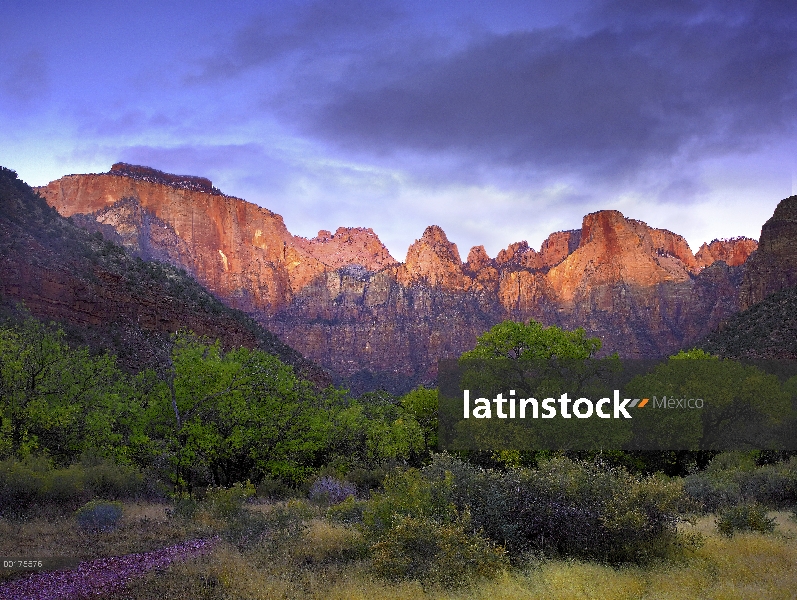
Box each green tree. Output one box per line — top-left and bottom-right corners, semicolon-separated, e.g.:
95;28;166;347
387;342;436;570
625;353;793;452
447;320;627;455
324;398;426;473
0;318;129;464
461;319;601;361
400;386;438;454
149;332;330;493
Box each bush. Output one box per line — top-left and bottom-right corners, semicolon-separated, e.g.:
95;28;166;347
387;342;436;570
421;453;687;565
344;467;390;494
370;512;506;588
326;496;366;525
266;499;314;538
683;471;741;513
256;476;295;500
684;454;797;512
716;503;776;537
81;456;146;500
167;496;199;521
309;476;357;505
360;469;506;587
222;510;272;551
0;455;150;516
204;482;255;520
75;500;123;532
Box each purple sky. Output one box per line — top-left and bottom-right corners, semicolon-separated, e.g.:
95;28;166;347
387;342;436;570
3;0;797;260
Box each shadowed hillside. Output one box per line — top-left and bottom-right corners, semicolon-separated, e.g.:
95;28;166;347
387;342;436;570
698;283;797;359
0;166;328;384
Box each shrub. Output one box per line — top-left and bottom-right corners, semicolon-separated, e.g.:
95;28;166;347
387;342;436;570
684;454;797;512
0;455;151;517
0;457;51;515
716;504;776;537
204;482;255;520
344;466;390;493
683;471;741;513
167;496;199;521
81;456;146;500
309;476;357;505
222;510;271;551
360;469;506;587
421;453;687;565
326;496;366;525
75;500;123;532
256;476;295;500
370;512;506;588
266;499;314;538
0;456;112;515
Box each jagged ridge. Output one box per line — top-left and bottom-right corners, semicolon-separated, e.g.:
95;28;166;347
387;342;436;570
35;164;768;392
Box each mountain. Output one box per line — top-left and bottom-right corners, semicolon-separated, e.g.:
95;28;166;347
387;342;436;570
0;166;326;384
739;195;797;310
37;163;760;392
698;195;797;359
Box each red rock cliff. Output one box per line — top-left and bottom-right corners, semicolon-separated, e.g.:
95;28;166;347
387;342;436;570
37;165;761;391
38;166;397;315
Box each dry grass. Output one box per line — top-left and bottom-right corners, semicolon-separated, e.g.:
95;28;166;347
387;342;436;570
0;501;207;566
3;504;797;599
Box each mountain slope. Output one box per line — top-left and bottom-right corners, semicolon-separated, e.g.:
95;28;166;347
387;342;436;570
698;283;797;359
698;194;797;359
0;166;327;383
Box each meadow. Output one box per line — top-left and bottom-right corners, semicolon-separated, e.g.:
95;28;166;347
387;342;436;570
1;499;796;599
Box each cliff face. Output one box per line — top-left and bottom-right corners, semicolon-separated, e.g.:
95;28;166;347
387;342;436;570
696;238;758;269
37;164;765;391
1;166;322;382
40;168;398;317
739;195;797;310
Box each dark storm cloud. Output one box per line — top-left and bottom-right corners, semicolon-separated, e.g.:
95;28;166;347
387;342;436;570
194;0;402;80
299;1;797;177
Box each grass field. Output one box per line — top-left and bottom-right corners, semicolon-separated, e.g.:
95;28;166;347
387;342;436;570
2;503;796;599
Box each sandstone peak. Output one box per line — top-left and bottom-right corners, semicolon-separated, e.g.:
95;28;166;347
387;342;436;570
412;225;462;263
540;230;581;269
580;210;630;246
400;225;467;288
296;226;397;271
109;163;222;195
545;210;698;304
695;237;758;269
741;195;797;309
466;245;492;271
495;241;541;270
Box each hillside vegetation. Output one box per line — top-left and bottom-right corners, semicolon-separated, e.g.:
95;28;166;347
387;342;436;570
699;283;797;358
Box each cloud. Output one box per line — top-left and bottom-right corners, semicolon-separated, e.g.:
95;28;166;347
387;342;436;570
192;0;403;81
294;1;797;180
0;50;49;110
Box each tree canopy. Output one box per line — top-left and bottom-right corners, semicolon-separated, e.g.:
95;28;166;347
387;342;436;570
461;320;601;361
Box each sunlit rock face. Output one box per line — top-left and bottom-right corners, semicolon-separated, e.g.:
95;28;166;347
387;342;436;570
695;238;758;270
0;166;318;380
39;165;763;391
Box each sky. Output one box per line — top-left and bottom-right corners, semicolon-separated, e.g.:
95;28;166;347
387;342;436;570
3;0;797;260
